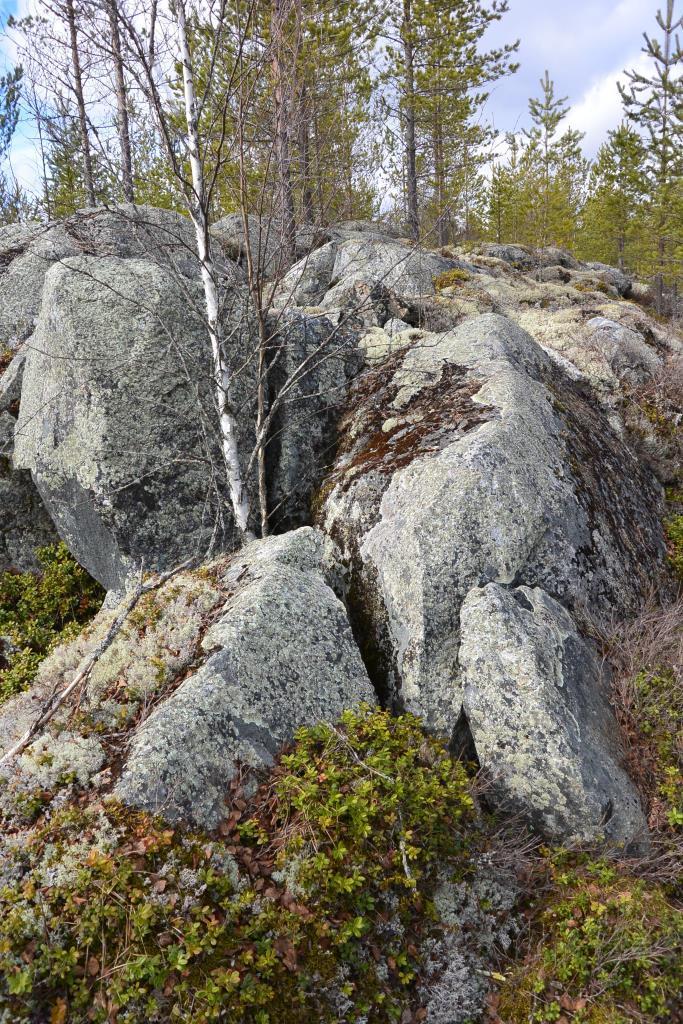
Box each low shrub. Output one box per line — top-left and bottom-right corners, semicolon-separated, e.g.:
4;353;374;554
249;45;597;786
0;706;477;1023
0;543;104;704
665;496;683;581
493;851;682;1024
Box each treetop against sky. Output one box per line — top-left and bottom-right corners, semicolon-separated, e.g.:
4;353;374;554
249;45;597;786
0;0;658;191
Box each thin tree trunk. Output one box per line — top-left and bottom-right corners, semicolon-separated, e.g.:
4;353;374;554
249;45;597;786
434;116;447;246
176;0;252;538
402;0;419;241
312;99;325;223
65;0;96;206
32;86;52;220
236;77;270;537
271;0;296;265
298;83;314;225
107;0;134;202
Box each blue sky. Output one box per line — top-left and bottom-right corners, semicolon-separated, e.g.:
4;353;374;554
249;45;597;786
0;0;656;190
484;0;652;151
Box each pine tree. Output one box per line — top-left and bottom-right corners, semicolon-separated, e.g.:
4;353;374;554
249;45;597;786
619;0;683;306
45;102;96;216
0;65;25;225
487;133;534;243
523;71;588;247
294;1;380;224
383;0;518;241
577;125;649;272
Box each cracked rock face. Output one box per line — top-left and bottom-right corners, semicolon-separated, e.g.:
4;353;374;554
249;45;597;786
115;529;376;828
459;583;647;845
0;350;60;571
319;313;665;744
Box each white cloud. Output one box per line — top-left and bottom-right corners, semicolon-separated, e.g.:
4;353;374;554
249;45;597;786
562;50;652;156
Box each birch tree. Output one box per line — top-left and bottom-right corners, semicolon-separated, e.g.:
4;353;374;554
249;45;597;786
107;0;255;536
173;0;252;536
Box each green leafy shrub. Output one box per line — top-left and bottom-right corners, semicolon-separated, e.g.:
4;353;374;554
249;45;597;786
0;706;476;1023
665;511;683;581
433;268;470;290
495;852;682;1023
0;543;104;704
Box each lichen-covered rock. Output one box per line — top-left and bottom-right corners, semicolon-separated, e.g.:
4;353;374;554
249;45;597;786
0;350;59;571
584;261;632;297
0;560;224;821
211;212;284;278
0;206;224;351
272;241;338;307
459;583;647;844
384;316;413;337
469;242;537;271
582;316;662;385
318;314;665;738
537;246;581;270
0;222;46;347
329;219;402;242
321;237;461;308
115;528;375;827
14;256;257;590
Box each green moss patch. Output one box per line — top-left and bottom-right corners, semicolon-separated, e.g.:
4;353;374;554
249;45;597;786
0;544;104;705
0;345;12;376
433;268;471;290
494;851;682;1024
0;707;477;1023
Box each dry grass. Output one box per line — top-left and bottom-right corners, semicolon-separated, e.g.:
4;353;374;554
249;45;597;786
600;594;683;831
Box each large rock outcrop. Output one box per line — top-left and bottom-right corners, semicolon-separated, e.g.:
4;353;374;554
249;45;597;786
323;237;461;304
317;313;664;841
275;235;466;317
116;529;375;826
320;314;665;727
1;209;677;848
0;206;226;352
14;256;257;590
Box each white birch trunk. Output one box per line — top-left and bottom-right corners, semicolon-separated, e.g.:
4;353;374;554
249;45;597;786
176;0;252;537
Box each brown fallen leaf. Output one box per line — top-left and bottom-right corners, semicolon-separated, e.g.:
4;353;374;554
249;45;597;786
50;999;68;1024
